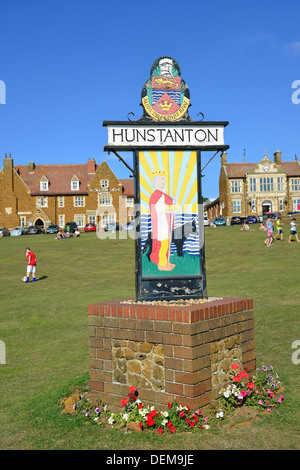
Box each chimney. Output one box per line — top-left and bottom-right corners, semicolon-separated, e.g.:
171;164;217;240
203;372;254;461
29;161;35;172
87;158;96;174
221;151;227;166
3;153;14;192
274;150;281;165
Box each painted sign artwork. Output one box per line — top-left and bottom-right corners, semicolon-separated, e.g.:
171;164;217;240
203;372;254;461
141;57;190;122
139;150;201;277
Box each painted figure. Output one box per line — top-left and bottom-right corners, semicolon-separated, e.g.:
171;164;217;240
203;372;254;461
149;171;178;271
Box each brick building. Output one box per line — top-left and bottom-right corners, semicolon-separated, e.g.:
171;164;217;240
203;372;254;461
219;150;300;218
0;154;134;230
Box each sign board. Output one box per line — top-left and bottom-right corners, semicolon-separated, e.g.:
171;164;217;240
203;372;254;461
103;56;229;301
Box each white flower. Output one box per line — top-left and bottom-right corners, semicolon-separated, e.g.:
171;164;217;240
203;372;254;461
161;419;168;426
108;415;115;425
216;410;224;419
123;413;129;422
162;411;169;417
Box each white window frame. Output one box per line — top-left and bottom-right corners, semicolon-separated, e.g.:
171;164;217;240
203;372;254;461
260;177;274;192
75;214;85;228
293;199;300;211
88;215;96;224
71;180;79;191
251;200;256;212
59;215;65;227
102;213;115;227
232;200;241;213
74;196;85;207
279;199;284;211
291;179;300;191
277;177;284;191
101;179;109;189
249;178;256;192
58;196;64;207
126;197;134;207
230;180;241;193
99;194;112;206
37;196;48;207
20;216;26;227
40;181;49;191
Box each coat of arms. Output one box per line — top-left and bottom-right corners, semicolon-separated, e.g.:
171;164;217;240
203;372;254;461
141;57;191;122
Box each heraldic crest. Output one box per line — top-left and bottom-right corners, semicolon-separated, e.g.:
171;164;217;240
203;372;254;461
140;56;192;122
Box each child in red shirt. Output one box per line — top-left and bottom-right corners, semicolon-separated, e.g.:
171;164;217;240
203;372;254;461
25;248;36;282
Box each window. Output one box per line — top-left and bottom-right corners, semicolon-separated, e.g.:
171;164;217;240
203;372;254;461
232;200;241;213
101;180;109;189
99;195;112;206
40;181;48;191
251;200;256;212
102;213;115;227
249;178;256;192
75;214;85;227
71;180;79;191
88;216;96;224
37;197;48;207
293;199;300;211
126;197;134;207
59;215;65;227
230;181;241;193
20;216;26;227
291;179;300;191
279;199;284;211
58;196;64;207
260;177;273;192
74;196;85;207
277;177;284;191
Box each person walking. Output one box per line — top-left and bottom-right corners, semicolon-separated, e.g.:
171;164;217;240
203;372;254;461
25;247;37;282
288;218;300;243
274;216;284;241
265;216;273;246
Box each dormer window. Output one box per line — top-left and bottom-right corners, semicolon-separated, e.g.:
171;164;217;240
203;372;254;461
40;175;49;191
71;175;80;191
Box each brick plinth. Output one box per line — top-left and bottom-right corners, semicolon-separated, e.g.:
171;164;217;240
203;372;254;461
88;297;255;411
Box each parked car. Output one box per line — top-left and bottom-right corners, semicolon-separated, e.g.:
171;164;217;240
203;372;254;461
213;217;226;226
246;216;258;224
287;211;299;217
0;227;10;237
27;225;43;235
123;221;135;231
65;222;78;233
230;216;241;225
45;224;60;234
203;215;209;226
104;222;121;232
11;226;25;236
84;223;96;232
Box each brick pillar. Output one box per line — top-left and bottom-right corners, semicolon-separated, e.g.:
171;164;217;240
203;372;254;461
88;297;255;410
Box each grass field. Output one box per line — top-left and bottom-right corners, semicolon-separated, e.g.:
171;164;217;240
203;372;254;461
0;226;299;450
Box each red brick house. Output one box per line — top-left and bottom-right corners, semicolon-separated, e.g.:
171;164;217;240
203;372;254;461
0;154;134;230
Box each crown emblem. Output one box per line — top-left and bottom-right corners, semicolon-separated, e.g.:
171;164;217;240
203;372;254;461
159;100;173;111
153;170;166;176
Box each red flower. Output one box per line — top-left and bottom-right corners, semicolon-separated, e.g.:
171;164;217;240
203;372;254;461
190;422;195;429
247;382;255;389
167;403;172;409
193;416;198;423
157;428;163;434
232;375;241;382
186;406;190;411
129;386;136;393
231;364;239;370
169;425;176;433
150;409;157;418
167;421;172;427
138;404;143;409
120;398;129;406
178;411;185;418
239;370;248;378
139;422;143;429
146;416;155;426
185;418;190;424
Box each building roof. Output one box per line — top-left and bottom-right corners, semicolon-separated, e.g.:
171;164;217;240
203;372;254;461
226;161;300;178
119;178;134;197
12;160;134;196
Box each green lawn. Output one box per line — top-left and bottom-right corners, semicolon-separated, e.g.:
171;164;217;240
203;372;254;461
0;226;299;450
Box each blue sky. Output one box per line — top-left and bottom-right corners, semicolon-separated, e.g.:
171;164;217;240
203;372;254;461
1;0;300;197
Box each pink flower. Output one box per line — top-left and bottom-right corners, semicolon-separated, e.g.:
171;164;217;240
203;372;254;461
195;409;201;416
258;399;264;406
240;391;248;397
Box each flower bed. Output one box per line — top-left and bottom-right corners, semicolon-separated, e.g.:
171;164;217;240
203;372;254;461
69;364;284;432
